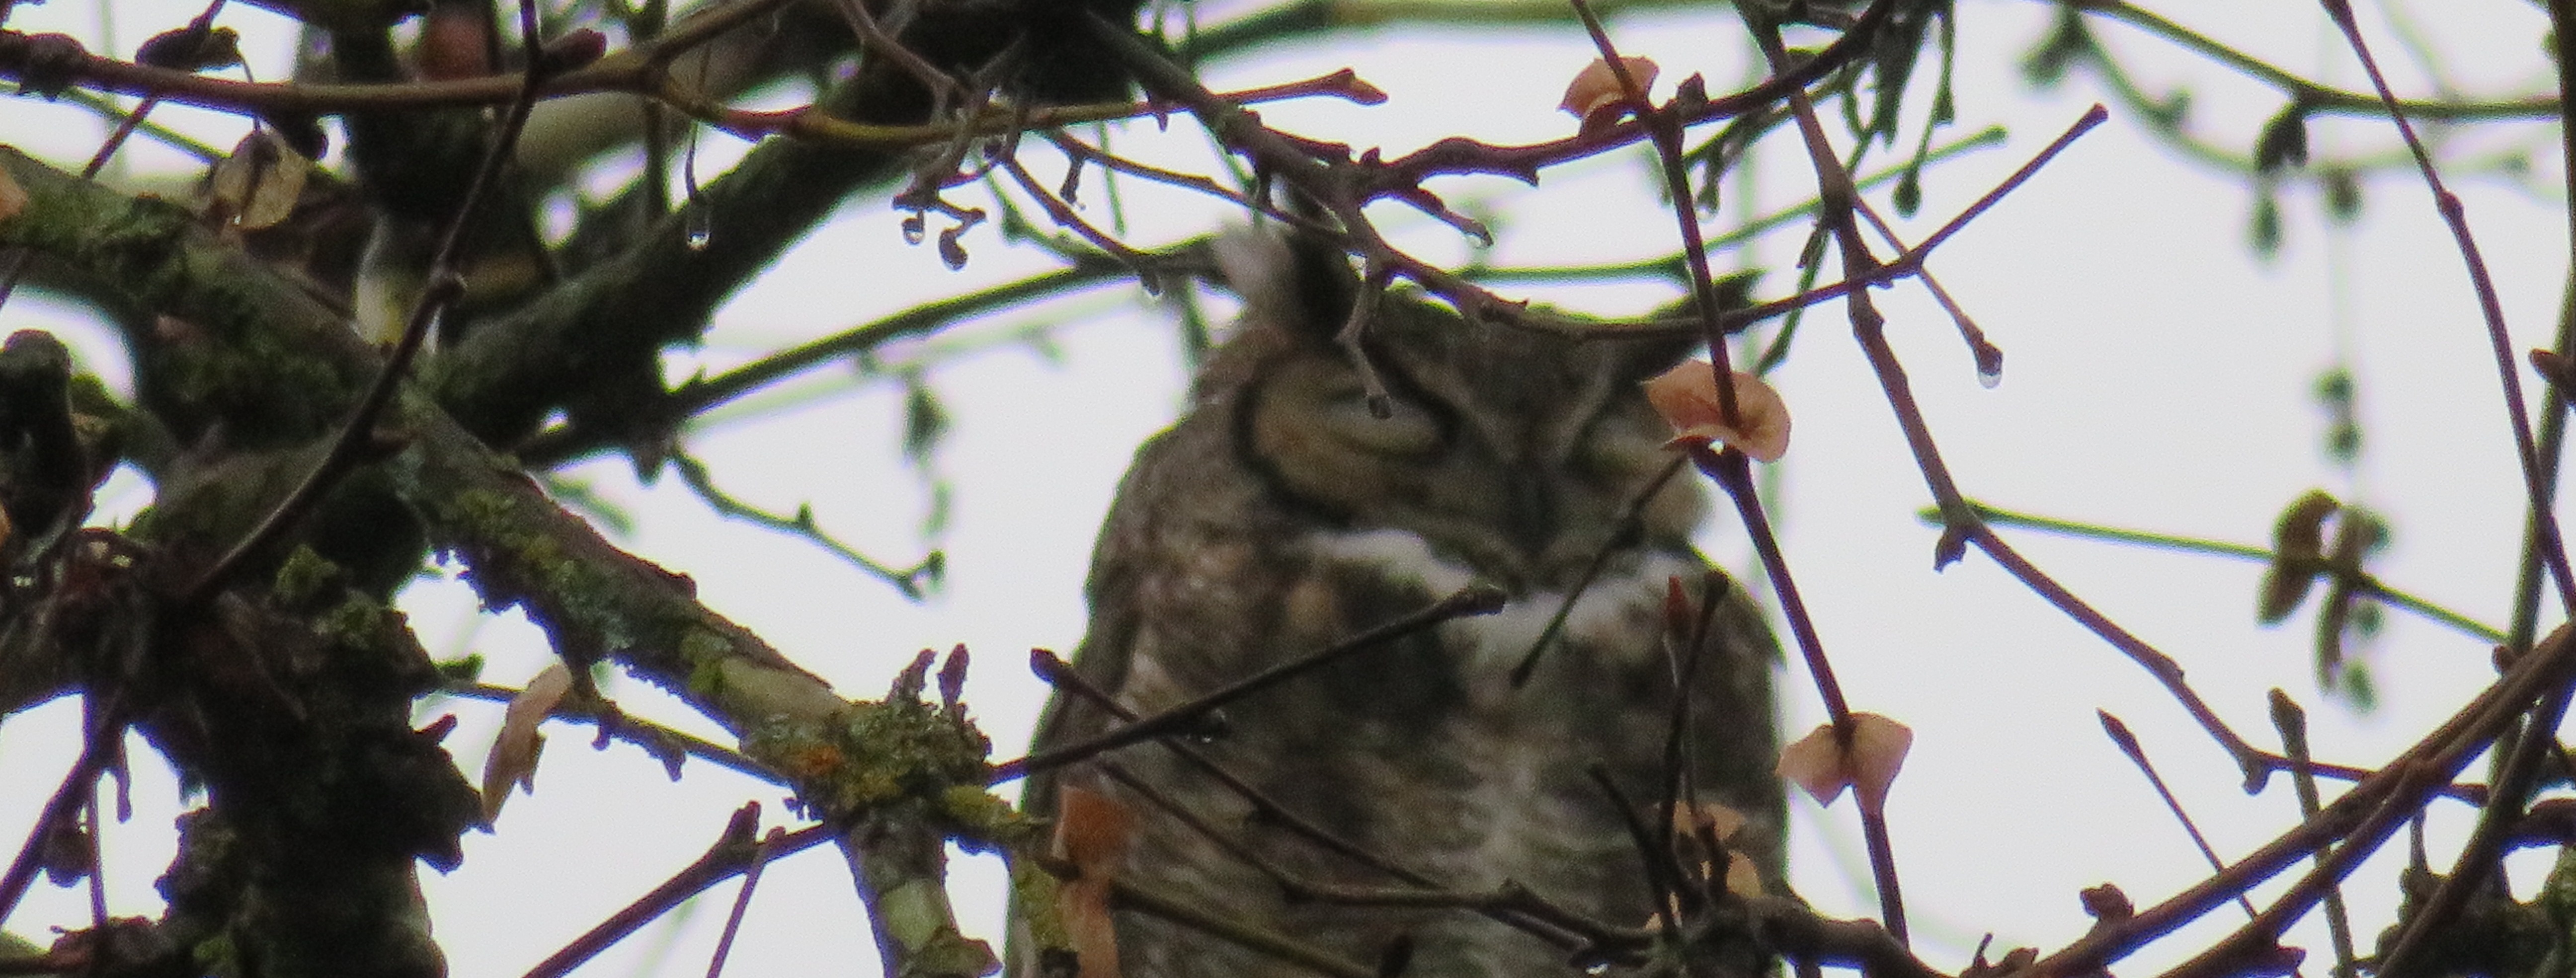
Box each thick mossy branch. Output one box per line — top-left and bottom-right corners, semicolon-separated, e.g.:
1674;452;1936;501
0;155;363;450
744;663;1042;978
146;575;481;978
0;147;842;732
0;147;1045;978
422;74;904;445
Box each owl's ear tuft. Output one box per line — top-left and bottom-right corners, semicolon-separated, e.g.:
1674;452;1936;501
1212;226;1360;345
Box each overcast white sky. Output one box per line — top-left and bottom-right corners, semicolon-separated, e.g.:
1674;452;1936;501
1;0;2571;976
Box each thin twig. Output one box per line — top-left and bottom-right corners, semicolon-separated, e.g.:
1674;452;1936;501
522;807;832;978
0;704;123;928
2267;690;2357;978
668;451;940;598
996;586;1506;781
1946;499;2504;644
1110;880;1375;978
1031;651;1431;887
2317;3;2576;966
2038;623;2576;978
433;680;783;783
702;826;783;978
2097;711;2256;918
1693;445;1901;938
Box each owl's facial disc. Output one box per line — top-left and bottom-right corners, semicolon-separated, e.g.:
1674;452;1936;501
1244;328;1702;593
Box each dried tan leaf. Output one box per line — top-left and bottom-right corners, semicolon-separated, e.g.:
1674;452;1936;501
1723;852;1765;899
1775;712;1913;811
480;663;572;822
1558;56;1660;135
1670;800;1763;898
1643;360;1792;461
0;165;25;225
1672;799;1746;841
206;130;311;232
1053;785;1134;978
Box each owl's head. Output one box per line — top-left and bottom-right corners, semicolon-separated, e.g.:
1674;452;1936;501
1205;231;1706;594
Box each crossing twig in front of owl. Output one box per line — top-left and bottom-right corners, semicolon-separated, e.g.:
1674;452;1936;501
1108;880;1377;978
1075;0;2040;372
1587;762;1686;938
1658;571;1736;897
1692;443;1893;934
1041;650;1647;957
1030;650;1447;888
1508;448;1690;688
1566;0;1747;429
1089;755;1635;960
995;584;1506;781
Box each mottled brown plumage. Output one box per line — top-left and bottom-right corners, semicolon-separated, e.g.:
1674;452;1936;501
1021;232;1781;978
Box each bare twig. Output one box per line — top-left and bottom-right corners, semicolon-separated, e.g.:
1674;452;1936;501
522;806;833;978
434;680;783;783
2097;712;2256;918
2318;3;2576;966
1943;500;2505;645
0;702;124;928
703;827;785;978
668;451;940;598
1111;879;1375;978
2267;690;2358;978
996;585;1507;780
2038;623;2576;978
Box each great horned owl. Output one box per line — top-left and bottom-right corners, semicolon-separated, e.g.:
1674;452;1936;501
1021;230;1782;978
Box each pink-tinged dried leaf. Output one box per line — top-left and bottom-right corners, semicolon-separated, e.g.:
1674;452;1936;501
0;165;24;225
1643;360;1791;461
480;663;573;822
1775;712;1913;810
1053;785;1134;978
1558;56;1660;135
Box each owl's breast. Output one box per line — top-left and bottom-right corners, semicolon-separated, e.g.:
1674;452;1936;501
1307;526;1703;689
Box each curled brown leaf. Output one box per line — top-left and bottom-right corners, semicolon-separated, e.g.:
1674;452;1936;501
480;663;573;822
